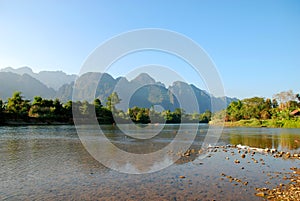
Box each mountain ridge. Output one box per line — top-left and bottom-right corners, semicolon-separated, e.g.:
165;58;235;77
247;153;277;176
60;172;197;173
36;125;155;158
0;67;237;112
1;66;77;90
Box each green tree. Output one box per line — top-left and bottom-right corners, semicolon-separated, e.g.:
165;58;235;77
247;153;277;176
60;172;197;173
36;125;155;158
136;108;150;123
199;110;212;123
94;98;103;117
96;107;114;124
94;98;115;123
29;96;57;118
227;100;243;121
286;100;299;111
172;108;182;123
53;98;63;116
32;96;43;106
128;106;150;123
260;98;272;119
241;97;265;119
162;110;173;123
272;98;279;108
0;99;4;113
6;91;30;118
0;99;4;123
106;92;121;112
63;100;73;118
264;99;272;110
296;94;300;102
161;109;181;123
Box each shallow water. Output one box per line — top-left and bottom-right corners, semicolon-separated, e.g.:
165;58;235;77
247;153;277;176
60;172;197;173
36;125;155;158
0;125;299;200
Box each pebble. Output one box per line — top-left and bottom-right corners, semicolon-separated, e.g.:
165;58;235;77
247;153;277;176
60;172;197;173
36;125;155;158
203;145;300;200
255;192;265;197
290;167;297;171
254;165;300;200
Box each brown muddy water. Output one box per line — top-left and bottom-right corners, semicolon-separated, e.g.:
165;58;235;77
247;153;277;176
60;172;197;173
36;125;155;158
0;124;299;200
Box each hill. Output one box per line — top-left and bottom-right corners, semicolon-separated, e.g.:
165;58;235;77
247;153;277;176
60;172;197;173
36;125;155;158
0;72;55;100
0;67;237;112
1;67;77;90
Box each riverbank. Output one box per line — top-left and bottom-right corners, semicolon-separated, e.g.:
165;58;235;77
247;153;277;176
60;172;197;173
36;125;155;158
210;118;300;128
0;118;73;126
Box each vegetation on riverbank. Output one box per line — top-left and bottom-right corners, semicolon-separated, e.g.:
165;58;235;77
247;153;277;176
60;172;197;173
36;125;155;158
211;90;300;128
1;90;300;128
218;119;300;128
0;91;212;125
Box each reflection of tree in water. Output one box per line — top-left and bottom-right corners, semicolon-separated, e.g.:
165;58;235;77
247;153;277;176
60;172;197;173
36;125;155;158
229;134;276;149
6;139;21;161
229;132;300;150
279;133;300;150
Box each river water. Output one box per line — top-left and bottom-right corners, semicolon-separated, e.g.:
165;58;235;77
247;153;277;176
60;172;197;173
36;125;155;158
0;124;299;200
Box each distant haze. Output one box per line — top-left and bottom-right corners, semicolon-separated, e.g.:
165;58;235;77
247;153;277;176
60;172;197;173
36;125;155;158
0;67;237;113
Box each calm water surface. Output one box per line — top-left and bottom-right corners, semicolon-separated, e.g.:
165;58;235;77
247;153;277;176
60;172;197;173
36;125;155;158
0;124;299;200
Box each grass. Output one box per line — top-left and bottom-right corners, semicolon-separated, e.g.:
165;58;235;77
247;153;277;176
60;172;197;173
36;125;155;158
211;118;300;128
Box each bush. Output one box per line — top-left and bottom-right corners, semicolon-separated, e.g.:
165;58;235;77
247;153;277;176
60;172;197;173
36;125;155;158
283;119;300;128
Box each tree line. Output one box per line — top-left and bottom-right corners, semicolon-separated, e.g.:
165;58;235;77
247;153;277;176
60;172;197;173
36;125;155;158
0;91;212;125
212;90;300;128
3;90;298;127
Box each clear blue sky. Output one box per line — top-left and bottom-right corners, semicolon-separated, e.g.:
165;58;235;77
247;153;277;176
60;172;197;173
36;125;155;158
0;0;299;99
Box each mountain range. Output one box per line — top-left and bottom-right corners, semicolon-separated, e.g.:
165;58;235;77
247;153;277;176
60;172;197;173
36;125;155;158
1;67;77;90
0;67;237;113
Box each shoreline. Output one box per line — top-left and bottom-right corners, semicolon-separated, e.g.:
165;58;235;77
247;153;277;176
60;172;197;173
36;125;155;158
0;119;73;126
210;119;300;129
0;120;203;126
2;120;300;129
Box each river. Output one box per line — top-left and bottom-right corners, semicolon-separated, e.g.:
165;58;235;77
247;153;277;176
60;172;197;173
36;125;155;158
0;124;299;200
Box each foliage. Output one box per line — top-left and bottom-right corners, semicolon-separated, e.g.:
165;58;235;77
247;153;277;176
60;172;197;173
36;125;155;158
161;109;182;123
213;90;300;128
6;91;30;118
199;110;212;123
1;90;299;128
106;92;120;112
0;99;4;124
128;106;150;123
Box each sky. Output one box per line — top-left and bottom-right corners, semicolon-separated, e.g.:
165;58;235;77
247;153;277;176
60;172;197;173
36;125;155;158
0;0;299;99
